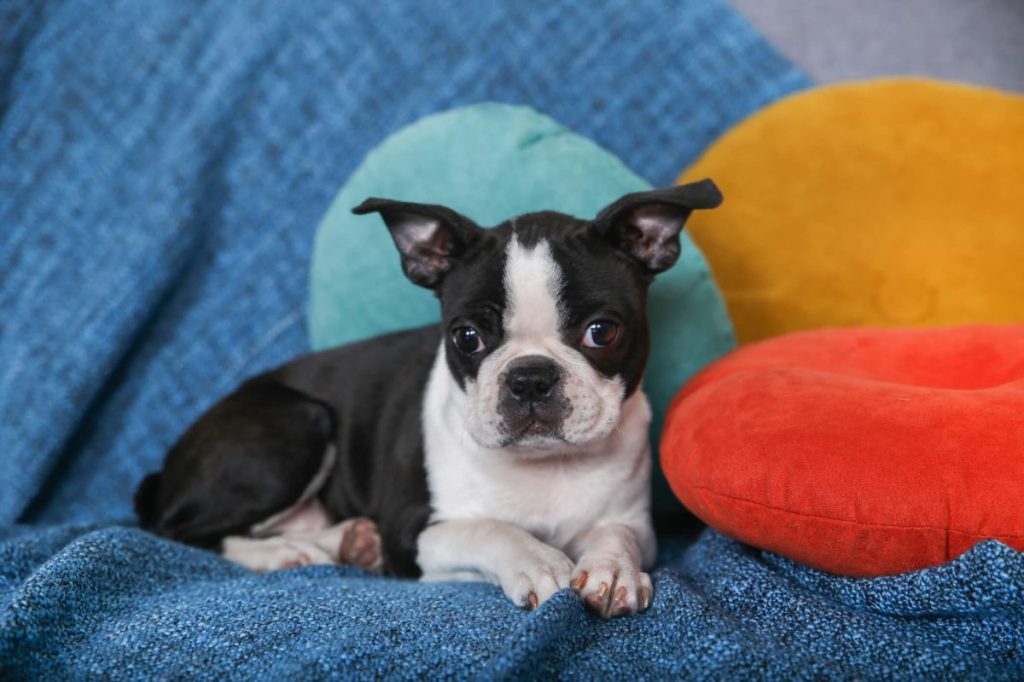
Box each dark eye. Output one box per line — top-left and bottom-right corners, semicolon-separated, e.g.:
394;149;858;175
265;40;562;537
582;320;620;348
452;326;485;354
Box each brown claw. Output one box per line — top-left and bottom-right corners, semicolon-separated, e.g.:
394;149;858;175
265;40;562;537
639;586;652;611
571;572;588;591
527;592;539;610
609;586;631;617
585;582;612;617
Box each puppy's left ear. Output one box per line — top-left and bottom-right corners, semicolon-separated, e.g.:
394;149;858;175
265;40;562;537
591;179;722;274
353;198;482;289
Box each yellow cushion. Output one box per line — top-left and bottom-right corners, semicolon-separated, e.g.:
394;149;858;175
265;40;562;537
679;78;1024;343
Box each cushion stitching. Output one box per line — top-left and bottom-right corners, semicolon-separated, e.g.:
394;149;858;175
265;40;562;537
687;484;1024;538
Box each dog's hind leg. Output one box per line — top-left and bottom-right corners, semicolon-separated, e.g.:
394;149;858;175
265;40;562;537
221;503;383;572
134;380;338;551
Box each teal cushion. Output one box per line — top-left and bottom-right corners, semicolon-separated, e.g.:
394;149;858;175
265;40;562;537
309;103;735;514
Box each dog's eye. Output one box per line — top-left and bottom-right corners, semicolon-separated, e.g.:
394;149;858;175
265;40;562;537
582;320;620;348
452;326;485;354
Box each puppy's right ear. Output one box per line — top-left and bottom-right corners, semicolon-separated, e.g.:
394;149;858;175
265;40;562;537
353;198;482;288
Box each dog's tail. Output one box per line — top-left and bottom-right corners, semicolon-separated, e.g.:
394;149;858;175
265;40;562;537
133;472;163;529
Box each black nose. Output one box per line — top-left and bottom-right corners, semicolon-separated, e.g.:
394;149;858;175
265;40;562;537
505;356;561;404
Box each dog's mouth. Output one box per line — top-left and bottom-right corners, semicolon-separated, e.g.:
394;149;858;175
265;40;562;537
519;419;559;439
524;421;548;435
501;413;565;448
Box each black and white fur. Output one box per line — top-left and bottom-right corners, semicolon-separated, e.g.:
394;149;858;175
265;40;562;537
135;180;722;617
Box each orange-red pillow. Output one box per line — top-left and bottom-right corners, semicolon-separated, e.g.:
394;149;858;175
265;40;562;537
661;324;1024;577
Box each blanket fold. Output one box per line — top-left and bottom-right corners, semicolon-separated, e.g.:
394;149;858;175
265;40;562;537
1;527;1021;679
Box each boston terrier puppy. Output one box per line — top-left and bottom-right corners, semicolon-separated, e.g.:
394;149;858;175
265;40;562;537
134;179;722;618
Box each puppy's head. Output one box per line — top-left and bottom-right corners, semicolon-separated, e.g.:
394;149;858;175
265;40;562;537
353;180;722;455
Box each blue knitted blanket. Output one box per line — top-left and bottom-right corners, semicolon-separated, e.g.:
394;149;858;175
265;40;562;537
2;1;1021;678
2;525;1021;679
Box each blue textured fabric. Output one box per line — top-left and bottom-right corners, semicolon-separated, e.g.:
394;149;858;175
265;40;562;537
0;0;808;527
9;1;1016;679
1;525;1021;679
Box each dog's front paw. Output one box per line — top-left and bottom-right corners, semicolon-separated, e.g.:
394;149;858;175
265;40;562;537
498;545;575;610
571;555;652;618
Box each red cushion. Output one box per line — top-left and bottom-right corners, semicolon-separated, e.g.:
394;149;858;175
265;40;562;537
661;324;1024;576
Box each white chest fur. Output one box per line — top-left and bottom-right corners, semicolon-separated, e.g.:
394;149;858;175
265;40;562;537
421;346;653;551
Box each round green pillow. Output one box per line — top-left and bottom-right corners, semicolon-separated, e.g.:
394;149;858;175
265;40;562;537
308;103;735;515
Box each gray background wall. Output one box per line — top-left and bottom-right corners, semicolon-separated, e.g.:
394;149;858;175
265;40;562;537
729;0;1023;92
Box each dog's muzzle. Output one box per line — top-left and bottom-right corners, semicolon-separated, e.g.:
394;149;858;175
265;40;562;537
498;355;570;442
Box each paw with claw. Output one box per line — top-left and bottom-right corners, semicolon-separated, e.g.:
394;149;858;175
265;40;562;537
571;555;652;618
498;544;575;611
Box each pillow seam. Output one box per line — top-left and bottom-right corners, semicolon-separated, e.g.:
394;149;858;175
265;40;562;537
687;484;1024;538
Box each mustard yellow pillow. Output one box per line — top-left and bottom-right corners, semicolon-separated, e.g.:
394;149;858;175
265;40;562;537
679;79;1024;342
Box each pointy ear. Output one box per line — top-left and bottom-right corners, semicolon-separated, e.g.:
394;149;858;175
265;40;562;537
352;198;482;288
591;179;723;273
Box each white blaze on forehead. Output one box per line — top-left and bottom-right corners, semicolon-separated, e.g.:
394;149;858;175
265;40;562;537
462;235;627;450
503;236;564;344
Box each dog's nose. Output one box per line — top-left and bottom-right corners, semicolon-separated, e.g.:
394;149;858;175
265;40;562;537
505;356;561;404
